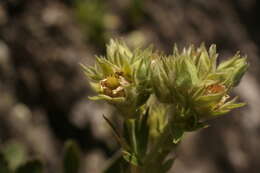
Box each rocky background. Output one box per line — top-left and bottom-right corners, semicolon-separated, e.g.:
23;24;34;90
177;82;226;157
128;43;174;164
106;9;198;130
0;0;260;172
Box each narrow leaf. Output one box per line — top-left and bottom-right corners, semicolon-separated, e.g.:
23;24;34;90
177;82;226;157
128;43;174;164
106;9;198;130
162;158;175;173
122;151;139;166
103;115;126;147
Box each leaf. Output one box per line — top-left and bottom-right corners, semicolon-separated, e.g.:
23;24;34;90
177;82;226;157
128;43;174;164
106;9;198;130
195;92;225;108
217;56;239;71
88;95;125;103
175;60;192;88
89;82;102;93
184;59;199;85
231;63;248;86
171;128;184;144
209;44;218;71
15;160;43;173
126;119;138;154
137;109;150;157
186;122;209;132
96;58;114;76
0;153;11;173
63;140;81;173
197;48;211;77
123;117;149;166
80;63;103;80
162;158;175;173
122;151;139;166
103;115;127;148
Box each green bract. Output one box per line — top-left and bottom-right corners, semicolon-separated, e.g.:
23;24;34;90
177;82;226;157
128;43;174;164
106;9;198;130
81;39;152;117
152;44;248;130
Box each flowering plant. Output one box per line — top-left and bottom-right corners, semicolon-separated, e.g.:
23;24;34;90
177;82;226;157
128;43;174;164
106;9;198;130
82;39;248;173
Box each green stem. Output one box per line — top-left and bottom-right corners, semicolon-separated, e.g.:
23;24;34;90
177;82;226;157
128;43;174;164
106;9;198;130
140;125;175;173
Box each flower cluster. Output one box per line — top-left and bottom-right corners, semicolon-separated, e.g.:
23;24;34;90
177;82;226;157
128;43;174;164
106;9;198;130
152;44;248;130
81;40;152;117
82;39;248;172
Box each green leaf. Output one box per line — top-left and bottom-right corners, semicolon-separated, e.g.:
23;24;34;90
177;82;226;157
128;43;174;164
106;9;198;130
231;63;248;86
126;119;138;154
175;59;192;88
217;56;239;71
137;109;150;157
15;160;43;173
80;63;103;80
89;82;101;93
186;122;209;131
195;92;225;108
172;128;184;144
107;39;132;60
122;114;150;166
184;59;199;85
103;115;128;148
197;48;211;77
209;44;218;71
0;153;11;173
63;140;81;173
162;158;175;173
122;151;139;166
89;95;125;103
217;97;246;112
96;58;114;76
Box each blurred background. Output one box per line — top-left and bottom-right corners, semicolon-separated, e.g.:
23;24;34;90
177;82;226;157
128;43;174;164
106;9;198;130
0;0;260;172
